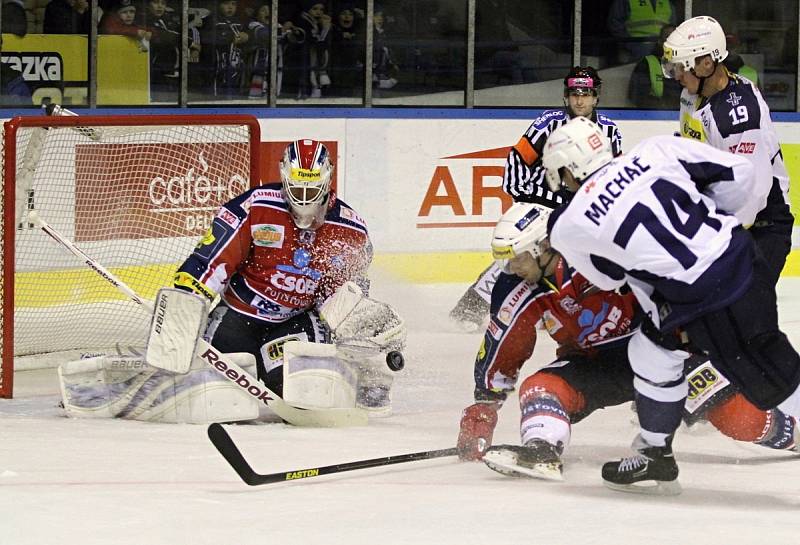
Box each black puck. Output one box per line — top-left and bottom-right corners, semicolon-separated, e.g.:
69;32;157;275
386;351;405;371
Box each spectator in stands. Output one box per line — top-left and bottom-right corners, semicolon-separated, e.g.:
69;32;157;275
607;0;677;62
99;0;152;52
296;0;332;99
142;0;201;101
628;24;681;109
475;0;528;88
244;0;271;98
329;1;364;96
43;0;91;34
201;0;249;98
2;0;28;36
372;4;398;89
0;34;32;105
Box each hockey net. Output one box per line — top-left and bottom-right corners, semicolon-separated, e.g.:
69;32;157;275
0;114;261;398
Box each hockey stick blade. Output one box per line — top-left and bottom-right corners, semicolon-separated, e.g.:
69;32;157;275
208;423;459;486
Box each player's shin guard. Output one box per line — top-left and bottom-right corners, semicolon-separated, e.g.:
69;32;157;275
519;391;570;451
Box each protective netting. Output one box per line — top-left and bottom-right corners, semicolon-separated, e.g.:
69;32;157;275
1;115;260;397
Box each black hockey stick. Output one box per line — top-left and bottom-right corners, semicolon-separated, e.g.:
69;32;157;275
208;423;459;486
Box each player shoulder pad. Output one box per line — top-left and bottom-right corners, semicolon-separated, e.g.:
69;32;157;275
708;81;761;137
532;109;567;131
331;200;368;233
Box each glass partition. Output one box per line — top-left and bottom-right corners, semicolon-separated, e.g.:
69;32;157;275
692;0;798;111
582;0;685;109
473;0;573;108
2;0;799;110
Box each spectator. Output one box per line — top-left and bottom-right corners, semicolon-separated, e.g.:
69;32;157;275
2;0;28;36
296;0;332;98
201;0;249;98
607;0;677;62
1;35;32;105
475;0;528;87
329;2;364;96
244;0;271;98
142;0;201;101
372;4;397;89
43;0;91;34
99;0;152;52
628;24;681;109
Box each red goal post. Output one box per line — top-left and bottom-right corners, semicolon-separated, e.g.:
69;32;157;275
1;114;262;398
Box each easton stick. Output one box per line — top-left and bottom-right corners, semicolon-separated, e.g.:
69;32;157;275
207;423;459;486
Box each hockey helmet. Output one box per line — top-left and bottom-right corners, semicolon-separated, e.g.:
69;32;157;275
542;117;613;192
491;203;553;267
563;66;602;97
280;139;333;229
662;16;728;79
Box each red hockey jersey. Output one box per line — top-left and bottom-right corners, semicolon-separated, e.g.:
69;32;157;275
474;257;638;395
175;183;371;323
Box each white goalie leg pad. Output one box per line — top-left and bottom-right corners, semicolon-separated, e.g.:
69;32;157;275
282;341;358;410
320;281;407;353
59;355;157;419
146;288;209;374
58;353;260;424
352;357;394;417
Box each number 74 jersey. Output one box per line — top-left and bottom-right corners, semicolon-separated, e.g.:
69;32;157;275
548;135;769;332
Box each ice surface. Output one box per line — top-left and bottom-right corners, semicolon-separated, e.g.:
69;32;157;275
3;278;800;545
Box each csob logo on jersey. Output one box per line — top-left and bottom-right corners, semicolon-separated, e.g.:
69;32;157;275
270;248;322;295
576;303;626;345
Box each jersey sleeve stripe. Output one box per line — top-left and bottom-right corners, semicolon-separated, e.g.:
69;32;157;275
513;136;538;165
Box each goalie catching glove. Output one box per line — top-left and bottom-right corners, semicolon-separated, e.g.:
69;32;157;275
319;281;407;354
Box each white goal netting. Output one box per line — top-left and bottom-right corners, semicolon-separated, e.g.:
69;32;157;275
1;114;261;397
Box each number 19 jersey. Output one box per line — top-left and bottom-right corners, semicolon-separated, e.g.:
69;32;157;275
549;135;769;331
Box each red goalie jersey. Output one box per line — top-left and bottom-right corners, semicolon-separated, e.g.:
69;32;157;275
474;257;639;397
175;183;371;323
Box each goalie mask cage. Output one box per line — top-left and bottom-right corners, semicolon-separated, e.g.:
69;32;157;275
0;114;262;398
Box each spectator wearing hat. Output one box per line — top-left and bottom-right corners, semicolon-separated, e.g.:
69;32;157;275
43;0;91;34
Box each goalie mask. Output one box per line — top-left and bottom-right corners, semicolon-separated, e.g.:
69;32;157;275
542;117;613;192
491;203;553;276
280;139;333;229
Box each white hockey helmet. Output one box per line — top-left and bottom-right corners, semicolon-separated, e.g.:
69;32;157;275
280;139;333;229
661;16;728;78
542;117;613;192
491;203;553;267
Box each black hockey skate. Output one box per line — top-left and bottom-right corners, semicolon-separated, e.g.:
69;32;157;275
449;288;490;331
602;437;681;496
483;440;564;481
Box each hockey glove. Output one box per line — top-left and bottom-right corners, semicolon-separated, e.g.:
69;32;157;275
457;403;499;461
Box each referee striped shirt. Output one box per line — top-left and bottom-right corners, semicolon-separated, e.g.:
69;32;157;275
503;110;622;208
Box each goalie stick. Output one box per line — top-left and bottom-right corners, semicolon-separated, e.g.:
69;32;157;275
207;422;459;486
27;210;368;427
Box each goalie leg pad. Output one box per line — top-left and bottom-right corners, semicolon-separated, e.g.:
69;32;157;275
146;288;210;374
59;353;260;424
282;341;358;410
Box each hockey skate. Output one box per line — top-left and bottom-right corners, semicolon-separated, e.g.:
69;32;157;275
601;436;681;495
483;440;564;481
449;288;490;332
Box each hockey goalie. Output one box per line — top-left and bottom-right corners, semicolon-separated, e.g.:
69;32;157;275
58;140;406;425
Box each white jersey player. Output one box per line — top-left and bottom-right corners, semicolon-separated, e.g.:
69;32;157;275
450;66;622;330
662;16;793;284
542;117;800;495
